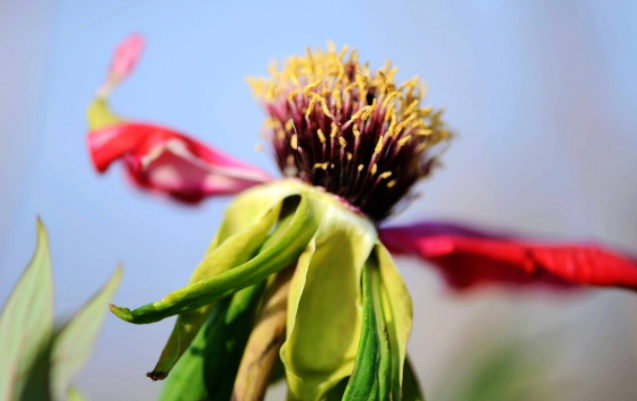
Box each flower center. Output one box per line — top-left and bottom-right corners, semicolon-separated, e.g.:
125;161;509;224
248;43;452;221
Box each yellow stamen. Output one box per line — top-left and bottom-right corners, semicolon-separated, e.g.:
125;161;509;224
353;124;361;138
375;137;384;154
330;122;338;138
291;134;298;150
317;128;326;143
397;135;412;147
306;96;318;117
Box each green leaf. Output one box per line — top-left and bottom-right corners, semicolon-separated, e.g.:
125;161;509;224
0;219;54;401
343;262;392;401
110;192;326;325
51;266;122;399
375;242;413;401
281;199;377;401
158;283;264;401
148;200;283;379
403;357;425;401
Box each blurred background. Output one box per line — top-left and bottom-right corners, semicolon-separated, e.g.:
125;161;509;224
2;1;637;400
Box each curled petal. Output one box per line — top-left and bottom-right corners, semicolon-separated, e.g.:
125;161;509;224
379;221;637;291
89;123;272;203
88;34;272;202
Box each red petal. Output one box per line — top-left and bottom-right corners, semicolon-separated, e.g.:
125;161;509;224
88;122;272;202
379;221;637;291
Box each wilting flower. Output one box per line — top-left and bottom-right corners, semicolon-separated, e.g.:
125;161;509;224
87;36;637;400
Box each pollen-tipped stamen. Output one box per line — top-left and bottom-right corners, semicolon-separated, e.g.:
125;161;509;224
249;43;452;220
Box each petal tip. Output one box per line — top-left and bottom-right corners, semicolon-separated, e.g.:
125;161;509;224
146;370;168;381
109;304;134;322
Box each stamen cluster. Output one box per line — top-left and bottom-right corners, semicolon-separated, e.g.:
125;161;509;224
248;43;451;220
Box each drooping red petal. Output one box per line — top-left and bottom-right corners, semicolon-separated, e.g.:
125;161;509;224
88;122;272;203
87;34;272;203
379;221;637;291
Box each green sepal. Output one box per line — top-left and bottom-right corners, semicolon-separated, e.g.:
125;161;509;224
342;261;392;401
148;198;283;379
0;219;54;401
158;283;264;401
281;199;377;401
110;191;325;325
87;96;123;131
375;242;413;401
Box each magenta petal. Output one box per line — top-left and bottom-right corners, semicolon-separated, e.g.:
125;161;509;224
88;123;272;203
379;221;637;291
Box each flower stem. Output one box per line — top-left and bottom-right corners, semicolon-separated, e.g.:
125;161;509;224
232;265;294;401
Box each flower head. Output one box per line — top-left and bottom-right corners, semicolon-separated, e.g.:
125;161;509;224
86;35;637;401
248;43;451;220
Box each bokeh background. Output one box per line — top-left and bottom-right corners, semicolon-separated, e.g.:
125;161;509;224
2;1;637;400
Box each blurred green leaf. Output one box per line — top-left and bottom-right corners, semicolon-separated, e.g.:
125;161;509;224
66;387;86;401
0;219;54;401
158;283;263;401
51;267;122;399
18;339;53;401
0;219;121;401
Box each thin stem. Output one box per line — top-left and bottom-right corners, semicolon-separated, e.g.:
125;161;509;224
232;266;294;401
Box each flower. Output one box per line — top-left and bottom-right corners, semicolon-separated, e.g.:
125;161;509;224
87;35;637;401
88;34;271;203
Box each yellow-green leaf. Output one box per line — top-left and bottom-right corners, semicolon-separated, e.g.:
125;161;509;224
281;200;377;401
0;219;54;401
